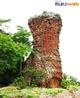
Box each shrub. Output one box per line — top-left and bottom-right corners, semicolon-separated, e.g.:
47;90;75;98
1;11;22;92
61;73;78;89
12;76;27;89
61;79;72;89
21;66;46;87
77;81;80;86
44;88;64;95
66;85;80;90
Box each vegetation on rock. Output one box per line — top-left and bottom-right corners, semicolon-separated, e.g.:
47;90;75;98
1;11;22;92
61;73;80;89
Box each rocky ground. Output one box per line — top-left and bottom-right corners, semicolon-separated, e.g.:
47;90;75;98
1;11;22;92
40;89;80;98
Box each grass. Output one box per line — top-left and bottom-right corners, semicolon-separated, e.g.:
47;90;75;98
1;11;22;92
0;86;66;98
44;88;66;94
0;85;80;98
66;85;80;91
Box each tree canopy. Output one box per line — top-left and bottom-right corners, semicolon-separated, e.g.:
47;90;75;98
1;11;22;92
0;19;32;86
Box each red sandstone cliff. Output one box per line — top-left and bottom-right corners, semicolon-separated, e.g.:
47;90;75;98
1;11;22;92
25;11;62;87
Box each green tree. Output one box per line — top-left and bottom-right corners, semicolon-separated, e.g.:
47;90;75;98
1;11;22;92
12;25;32;71
12;25;32;48
0;19;11;31
0;20;32;86
0;33;29;86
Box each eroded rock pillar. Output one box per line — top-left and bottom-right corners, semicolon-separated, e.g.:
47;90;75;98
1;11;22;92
27;11;62;87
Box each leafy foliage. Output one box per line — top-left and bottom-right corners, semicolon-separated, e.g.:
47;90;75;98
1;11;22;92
21;66;46;87
0;19;11;30
12;25;32;52
12;25;33;73
0;33;29;86
0;19;11;25
77;81;80;86
61;73;78;89
44;88;65;94
12;76;27;89
0;86;66;98
0;20;32;87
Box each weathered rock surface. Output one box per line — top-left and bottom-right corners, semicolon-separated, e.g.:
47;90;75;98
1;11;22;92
73;89;80;98
26;11;62;87
40;89;80;98
53;91;72;98
40;92;70;98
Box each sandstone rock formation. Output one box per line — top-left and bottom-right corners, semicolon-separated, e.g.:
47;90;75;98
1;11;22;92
26;11;62;87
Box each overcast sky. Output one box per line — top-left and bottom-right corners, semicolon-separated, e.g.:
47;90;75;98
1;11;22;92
0;0;80;80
